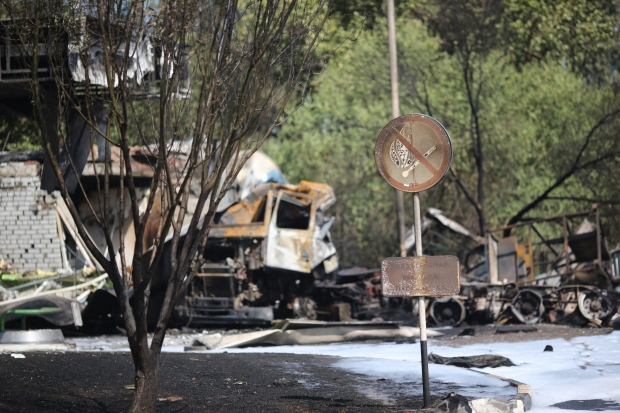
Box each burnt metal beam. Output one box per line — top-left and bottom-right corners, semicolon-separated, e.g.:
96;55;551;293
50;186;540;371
531;224;560;257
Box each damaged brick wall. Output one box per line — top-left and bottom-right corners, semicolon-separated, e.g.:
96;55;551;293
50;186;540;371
0;162;63;272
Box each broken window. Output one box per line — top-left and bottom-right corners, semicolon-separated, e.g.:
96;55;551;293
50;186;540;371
276;196;311;229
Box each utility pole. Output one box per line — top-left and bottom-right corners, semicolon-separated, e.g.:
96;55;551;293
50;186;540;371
387;5;431;407
387;0;407;257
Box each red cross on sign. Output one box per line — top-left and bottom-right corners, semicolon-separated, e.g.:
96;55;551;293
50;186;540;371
375;114;452;192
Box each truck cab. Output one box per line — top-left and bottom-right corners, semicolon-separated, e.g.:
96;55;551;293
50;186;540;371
181;181;339;325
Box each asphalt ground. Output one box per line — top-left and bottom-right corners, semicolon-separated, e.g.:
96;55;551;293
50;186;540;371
0;352;445;412
0;324;614;413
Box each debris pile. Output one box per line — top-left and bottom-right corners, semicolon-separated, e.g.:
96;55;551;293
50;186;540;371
149;180;340;327
423;206;620;328
187;320;440;350
2;143;619;332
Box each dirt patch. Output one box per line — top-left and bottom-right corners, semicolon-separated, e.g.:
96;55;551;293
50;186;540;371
431;323;613;347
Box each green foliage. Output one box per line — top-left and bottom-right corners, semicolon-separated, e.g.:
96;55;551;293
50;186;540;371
504;0;620;76
268;19;620;267
414;0;504;57
329;0;384;29
0;113;40;151
411;0;620;80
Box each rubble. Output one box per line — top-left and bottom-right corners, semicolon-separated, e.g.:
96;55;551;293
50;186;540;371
191;320;441;350
428;354;516;368
149;179;340;327
422;206;620;329
468;397;526;413
436;393;473;413
434;370;533;413
0;157;111;331
1;146;339;331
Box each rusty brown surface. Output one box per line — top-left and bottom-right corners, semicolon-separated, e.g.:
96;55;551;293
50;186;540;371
208;223;270;239
489;207;598;233
81;146;159;178
216;186;274;226
381;256;460;297
487;206;610;287
374;114;452;193
211;181;335;235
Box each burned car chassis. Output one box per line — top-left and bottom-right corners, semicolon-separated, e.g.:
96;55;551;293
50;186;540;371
427;283;618;328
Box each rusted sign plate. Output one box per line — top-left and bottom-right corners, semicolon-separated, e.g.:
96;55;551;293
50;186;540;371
375;114;452;192
381;256;460;297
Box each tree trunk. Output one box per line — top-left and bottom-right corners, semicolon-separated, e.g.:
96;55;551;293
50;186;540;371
128;351;160;413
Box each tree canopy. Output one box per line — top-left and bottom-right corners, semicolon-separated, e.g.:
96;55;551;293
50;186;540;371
267;3;620;267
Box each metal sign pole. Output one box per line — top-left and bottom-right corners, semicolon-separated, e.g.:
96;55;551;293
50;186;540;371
414;192;430;407
375;114;456;409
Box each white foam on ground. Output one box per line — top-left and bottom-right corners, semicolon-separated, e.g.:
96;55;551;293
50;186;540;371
219;331;620;412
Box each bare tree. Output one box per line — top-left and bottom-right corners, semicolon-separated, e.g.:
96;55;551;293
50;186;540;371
1;0;329;410
503;106;620;235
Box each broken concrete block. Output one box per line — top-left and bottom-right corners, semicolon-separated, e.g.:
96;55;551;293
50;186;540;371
469;397;524;413
517;384;531;395
512;393;532;411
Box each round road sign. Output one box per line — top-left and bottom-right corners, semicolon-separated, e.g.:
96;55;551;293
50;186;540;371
375;114;452;192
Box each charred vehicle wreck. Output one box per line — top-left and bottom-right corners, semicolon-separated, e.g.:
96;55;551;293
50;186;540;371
426;206;620;328
151;181;340;327
306;205;620;329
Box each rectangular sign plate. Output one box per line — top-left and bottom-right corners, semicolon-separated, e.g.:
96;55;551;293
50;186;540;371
381;256;460;297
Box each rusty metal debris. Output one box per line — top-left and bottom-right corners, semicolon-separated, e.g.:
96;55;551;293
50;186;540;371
381;256;460;297
429;297;466;326
0;17;189;193
190;320;442;350
0;147;340;330
0;154;112;331
423;206;620;328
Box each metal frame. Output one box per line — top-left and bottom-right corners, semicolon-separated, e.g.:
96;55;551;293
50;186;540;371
489;205;607;285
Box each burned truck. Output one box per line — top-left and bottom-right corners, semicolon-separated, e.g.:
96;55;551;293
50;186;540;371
155;181;339;327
